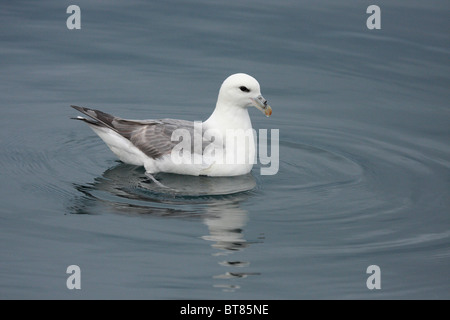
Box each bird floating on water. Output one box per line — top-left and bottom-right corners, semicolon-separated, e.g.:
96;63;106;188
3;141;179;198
71;73;272;183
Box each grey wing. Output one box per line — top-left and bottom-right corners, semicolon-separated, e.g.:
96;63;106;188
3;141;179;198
71;105;204;160
123;119;197;159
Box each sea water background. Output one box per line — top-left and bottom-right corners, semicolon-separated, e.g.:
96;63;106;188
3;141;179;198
0;0;449;299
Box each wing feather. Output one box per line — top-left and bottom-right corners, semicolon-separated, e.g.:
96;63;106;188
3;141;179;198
71;106;209;160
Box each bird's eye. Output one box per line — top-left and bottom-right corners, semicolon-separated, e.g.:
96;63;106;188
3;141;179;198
239;86;250;92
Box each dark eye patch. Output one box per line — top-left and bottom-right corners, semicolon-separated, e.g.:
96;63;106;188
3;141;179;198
239;86;250;92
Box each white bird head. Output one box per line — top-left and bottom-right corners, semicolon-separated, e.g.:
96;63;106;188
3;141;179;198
217;73;272;117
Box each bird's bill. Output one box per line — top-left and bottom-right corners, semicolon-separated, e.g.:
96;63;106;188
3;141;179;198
251;95;272;117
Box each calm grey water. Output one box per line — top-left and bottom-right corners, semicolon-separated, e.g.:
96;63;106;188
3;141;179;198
1;0;449;299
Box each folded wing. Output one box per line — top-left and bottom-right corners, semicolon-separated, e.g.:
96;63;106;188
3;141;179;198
71;105;198;159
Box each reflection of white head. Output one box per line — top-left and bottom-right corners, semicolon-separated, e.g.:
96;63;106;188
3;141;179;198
202;203;249;254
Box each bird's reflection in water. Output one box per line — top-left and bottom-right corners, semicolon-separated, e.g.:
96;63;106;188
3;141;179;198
202;203;262;292
71;163;262;292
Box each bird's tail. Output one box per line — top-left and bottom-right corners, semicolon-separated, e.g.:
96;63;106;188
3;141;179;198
70;105;118;132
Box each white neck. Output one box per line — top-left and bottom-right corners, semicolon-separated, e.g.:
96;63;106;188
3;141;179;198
205;102;253;133
203;99;256;175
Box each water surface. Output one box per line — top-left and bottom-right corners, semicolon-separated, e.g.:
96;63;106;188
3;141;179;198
0;0;449;299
